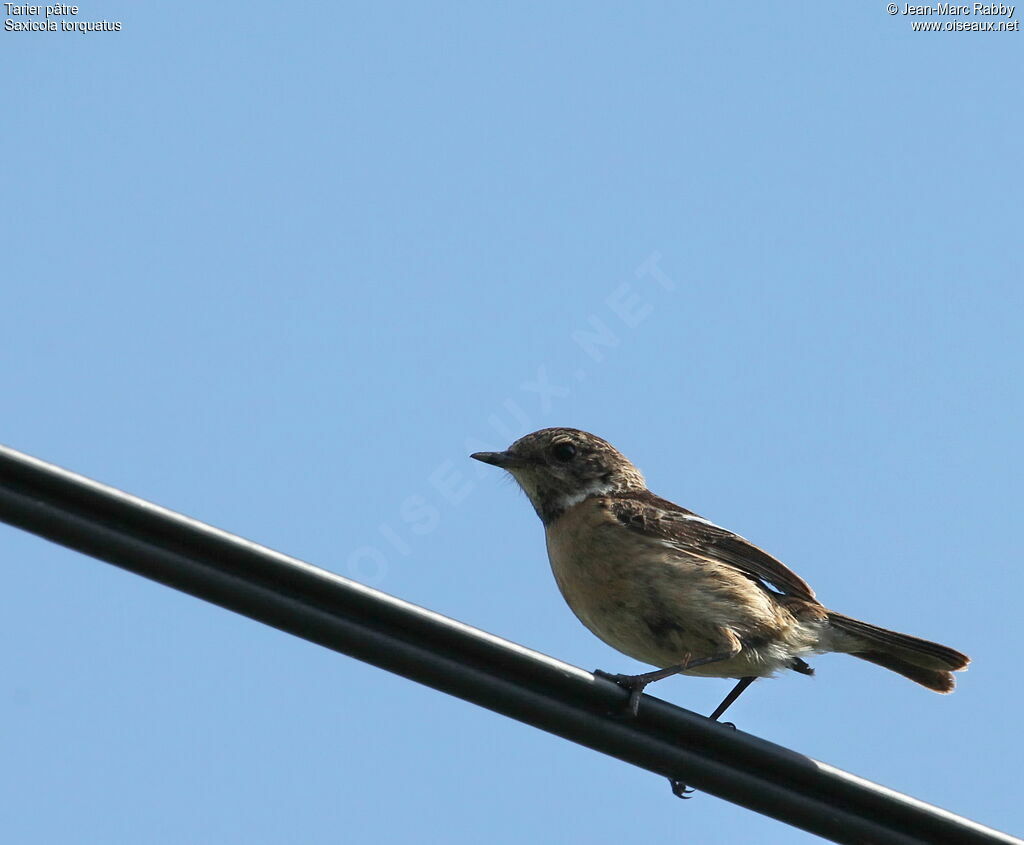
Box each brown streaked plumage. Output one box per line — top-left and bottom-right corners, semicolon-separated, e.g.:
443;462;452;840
471;427;970;719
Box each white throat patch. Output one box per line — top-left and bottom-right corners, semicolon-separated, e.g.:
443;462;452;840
552;479;616;512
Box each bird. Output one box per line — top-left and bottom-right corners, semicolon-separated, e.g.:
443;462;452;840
471;427;970;728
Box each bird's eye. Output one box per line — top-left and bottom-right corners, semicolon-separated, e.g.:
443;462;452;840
551;442;577;462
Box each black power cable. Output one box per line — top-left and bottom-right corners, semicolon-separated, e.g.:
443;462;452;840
0;444;1018;845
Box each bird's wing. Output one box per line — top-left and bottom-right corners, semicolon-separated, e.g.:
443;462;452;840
606;491;817;601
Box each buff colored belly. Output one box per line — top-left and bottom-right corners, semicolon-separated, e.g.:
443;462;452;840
543;498;817;678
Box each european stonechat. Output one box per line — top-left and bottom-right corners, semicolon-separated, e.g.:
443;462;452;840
471;428;969;724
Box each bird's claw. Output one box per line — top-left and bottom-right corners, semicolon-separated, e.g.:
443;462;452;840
596;670;743;800
593;669;631;684
669;779;694;799
593;669;644;716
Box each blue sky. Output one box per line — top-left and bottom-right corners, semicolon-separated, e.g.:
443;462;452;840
2;3;1022;843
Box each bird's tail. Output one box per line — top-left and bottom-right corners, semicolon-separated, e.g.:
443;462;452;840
826;611;970;693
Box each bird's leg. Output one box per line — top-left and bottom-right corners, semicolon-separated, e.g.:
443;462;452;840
594;652;738;717
669;676;756;799
708;675;755;723
593;664;686;716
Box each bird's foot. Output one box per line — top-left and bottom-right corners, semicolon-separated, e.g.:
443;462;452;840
592;669;648;717
669;779;694;799
596;670;746;801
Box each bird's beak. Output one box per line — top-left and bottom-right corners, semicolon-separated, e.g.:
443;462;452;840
471;450;529;469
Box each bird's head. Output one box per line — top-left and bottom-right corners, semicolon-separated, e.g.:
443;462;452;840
471;427;646;524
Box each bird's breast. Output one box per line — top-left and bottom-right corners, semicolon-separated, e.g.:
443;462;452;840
542;496;818;676
544;498;726;667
